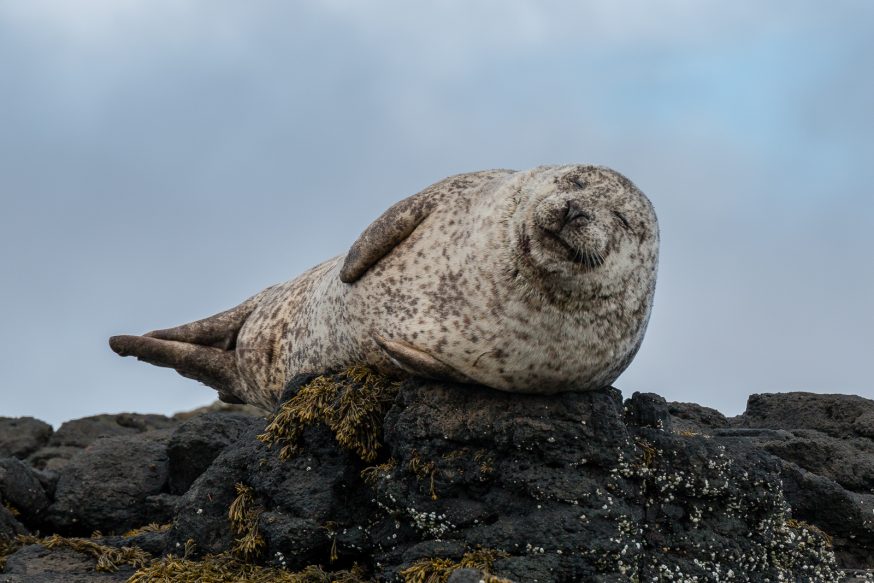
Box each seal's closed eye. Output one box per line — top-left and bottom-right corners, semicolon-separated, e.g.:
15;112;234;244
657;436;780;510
612;211;631;231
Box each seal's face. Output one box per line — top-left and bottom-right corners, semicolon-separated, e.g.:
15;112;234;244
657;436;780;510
512;164;658;294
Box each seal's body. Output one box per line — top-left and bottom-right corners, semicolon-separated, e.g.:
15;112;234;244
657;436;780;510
111;165;659;409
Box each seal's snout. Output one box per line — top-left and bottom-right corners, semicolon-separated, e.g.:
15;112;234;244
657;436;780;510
530;195;610;270
563;201;594;228
534;196;594;234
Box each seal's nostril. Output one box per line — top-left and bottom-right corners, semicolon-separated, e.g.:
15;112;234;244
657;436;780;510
565;202;593;226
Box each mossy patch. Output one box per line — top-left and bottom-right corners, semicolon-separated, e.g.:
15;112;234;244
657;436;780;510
399;549;510;583
258;366;402;463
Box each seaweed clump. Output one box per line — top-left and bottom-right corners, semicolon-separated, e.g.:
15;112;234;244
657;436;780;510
13;533;151;572
258;366;402;462
123;522;172;537
129;552;369;583
399;549;511;583
0;536;18;572
125;483;371;582
228;482;265;560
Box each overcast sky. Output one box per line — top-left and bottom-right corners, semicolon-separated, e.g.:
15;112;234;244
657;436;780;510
1;1;872;427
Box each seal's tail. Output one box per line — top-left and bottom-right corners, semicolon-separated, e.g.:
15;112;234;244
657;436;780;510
109;293;265;405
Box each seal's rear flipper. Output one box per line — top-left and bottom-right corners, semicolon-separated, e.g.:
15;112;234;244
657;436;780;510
143;292;265;350
108;291;271;403
109;334;243;403
374;335;475;384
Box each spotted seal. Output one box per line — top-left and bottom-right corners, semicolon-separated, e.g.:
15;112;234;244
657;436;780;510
110;164;659;409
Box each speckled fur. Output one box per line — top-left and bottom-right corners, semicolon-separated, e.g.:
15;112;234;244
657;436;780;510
112;165;659;409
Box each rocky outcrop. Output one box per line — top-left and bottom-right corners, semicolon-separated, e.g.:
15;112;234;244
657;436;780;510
0;385;872;582
0;418;52;460
46;433;172;535
166;413;254;495
709;392;874;570
734;392;874;439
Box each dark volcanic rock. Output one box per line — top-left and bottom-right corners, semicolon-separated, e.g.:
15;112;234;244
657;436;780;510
668;400;730;433
759;429;874;494
167;427;252;556
48;413;177;449
24;413;178;473
26;447;84;472
172;400;266;420
45;433;170;535
0;504;27;538
714;392;874;570
375;384;844;581
166;412;254;494
374;383;633;581
0;458;49;526
4;382;874;582
165;380;847;581
624;391;673;431
0;417;53;460
779;459;874;569
1;544;131;582
169;419;372;569
735;392;874;439
447;568;491;582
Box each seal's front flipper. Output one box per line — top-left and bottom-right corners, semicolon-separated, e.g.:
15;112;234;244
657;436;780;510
109;334;243;403
374;335;475;384
339;170;512;283
339;190;440;283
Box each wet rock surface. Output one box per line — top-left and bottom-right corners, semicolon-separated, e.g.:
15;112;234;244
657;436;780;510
0;386;871;582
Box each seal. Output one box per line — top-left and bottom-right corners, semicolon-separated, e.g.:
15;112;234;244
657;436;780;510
110;164;659;409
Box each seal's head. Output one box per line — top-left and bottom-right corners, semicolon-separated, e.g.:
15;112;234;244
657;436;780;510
510;164;658;296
